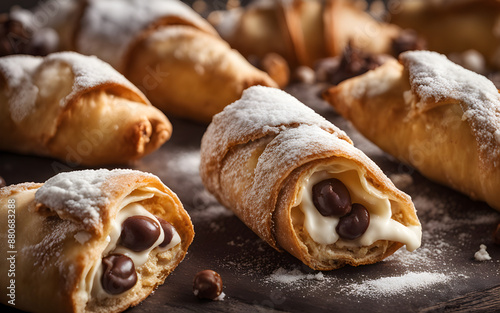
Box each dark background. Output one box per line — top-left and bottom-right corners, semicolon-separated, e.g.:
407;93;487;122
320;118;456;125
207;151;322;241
0;0;255;14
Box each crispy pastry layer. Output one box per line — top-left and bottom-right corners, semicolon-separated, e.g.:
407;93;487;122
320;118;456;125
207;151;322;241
200;86;421;270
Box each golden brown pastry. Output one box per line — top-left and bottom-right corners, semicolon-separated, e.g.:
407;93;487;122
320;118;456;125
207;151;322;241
200;86;421;270
0;52;171;166
208;0;403;68
390;0;500;69
47;0;277;123
324;50;500;211
0;169;194;313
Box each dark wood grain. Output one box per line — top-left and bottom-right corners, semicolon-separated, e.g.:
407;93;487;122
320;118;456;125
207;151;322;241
421;285;500;313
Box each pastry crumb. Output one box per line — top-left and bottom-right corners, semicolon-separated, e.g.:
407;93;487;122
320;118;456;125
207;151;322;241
474;244;491;261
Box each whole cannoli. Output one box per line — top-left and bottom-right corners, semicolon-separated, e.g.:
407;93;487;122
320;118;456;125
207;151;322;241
43;0;277;123
209;0;404;68
200;86;421;270
0;169;194;313
390;0;500;70
324;50;500;211
0;52;171;166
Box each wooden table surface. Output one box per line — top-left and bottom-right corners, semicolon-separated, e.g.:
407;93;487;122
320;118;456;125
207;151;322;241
1;83;499;313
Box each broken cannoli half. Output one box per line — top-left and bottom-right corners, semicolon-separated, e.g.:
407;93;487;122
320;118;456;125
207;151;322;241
0;169;194;313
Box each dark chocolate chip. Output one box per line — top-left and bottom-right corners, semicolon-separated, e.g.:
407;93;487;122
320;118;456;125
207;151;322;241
0;176;5;188
494;223;500;245
193;270;223;300
319;42;387;85
336;203;370;240
312;178;352;217
101;254;137;295
157;217;174;248
120;216;161;252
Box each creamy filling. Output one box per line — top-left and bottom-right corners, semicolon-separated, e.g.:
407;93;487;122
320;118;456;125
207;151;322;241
79;187;181;301
293;160;421;252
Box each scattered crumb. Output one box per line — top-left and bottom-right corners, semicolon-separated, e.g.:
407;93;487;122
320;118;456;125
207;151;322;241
474;244;492;261
215;292;226;301
293;66;316;84
267;268;325;284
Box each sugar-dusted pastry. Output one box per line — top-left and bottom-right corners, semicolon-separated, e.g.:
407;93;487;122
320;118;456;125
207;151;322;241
0;169;194;313
391;0;500;69
45;0;277;123
200;86;421;270
0;52;172;166
324;50;500;211
208;0;410;68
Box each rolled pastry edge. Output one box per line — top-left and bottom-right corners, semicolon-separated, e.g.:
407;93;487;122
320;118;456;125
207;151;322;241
0;170;193;313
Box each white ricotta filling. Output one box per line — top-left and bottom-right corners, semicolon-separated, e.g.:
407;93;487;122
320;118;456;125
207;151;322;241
293;160;421;252
80;187;181;300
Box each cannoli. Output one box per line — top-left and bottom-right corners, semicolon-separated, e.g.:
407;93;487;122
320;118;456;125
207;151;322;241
390;0;500;69
208;0;406;68
0;169;194;313
200;86;421;270
0;52;171;166
323;50;500;211
44;0;277;123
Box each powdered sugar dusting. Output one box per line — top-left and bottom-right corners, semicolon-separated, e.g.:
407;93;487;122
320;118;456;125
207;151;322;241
0;55;42;122
35;169;140;231
267;268;325;284
201;86;349;193
216;86;343;140
401;51;500;162
1;52;146;123
77;0;216;69
46;52;144;104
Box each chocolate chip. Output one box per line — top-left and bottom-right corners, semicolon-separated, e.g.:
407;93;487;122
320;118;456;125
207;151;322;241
120;216;161;252
336;203;370;240
494;223;500;245
0;176;5;188
101;254;137;295
157;217;174;248
392;29;427;56
193;270;223;300
312;178;352;217
317;42;387;85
